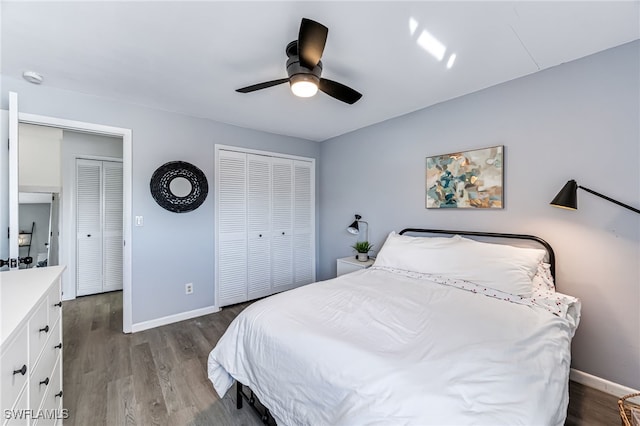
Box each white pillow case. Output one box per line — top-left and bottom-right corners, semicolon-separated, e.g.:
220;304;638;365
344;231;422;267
373;232;546;297
532;262;555;292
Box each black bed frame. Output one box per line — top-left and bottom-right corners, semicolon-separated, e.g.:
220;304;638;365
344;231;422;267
236;382;276;425
234;228;556;424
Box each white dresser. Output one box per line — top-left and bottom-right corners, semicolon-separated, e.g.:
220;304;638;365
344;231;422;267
1;266;65;426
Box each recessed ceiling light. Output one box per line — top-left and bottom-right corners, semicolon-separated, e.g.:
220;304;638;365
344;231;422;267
23;71;44;85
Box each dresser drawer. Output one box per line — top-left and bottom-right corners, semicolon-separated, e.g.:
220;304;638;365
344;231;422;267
47;280;62;329
1;325;28;416
29;298;51;368
29;319;60;415
33;353;63;426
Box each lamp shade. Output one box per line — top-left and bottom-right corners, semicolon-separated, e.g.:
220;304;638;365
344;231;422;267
550;180;578;210
347;214;362;235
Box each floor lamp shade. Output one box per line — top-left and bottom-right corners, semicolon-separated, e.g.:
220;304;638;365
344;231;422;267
550;179;640;214
550;180;578;210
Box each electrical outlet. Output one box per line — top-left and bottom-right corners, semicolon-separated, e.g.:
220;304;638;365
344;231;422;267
185;283;193;295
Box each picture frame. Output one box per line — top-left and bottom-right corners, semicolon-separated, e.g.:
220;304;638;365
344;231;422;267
426;145;503;209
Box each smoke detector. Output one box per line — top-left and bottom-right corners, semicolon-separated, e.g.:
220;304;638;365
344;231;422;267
23;71;43;85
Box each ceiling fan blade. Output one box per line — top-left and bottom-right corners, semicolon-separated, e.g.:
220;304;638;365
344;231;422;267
319;79;362;104
236;78;289;93
298;18;328;69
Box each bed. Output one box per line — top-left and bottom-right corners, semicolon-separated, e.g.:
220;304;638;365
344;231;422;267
208;229;581;425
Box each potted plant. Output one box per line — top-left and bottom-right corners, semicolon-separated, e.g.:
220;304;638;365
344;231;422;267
351;241;374;262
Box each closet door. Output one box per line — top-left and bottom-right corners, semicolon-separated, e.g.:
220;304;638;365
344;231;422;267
271;157;293;289
76;159;103;296
293;160;315;286
247;154;272;299
217;150;248;306
102;161;123;292
216;146;315;307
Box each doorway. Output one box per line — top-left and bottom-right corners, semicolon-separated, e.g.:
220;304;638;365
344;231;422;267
9;92;133;333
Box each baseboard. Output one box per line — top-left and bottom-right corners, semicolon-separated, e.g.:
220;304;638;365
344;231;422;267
131;305;221;333
570;368;640;398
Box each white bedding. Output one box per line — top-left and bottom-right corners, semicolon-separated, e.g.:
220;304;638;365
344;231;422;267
208;267;580;426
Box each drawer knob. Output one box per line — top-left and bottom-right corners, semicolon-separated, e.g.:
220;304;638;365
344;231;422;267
39;325;50;333
55;342;63;349
39;377;50;386
54;301;62;307
55;391;63;398
13;365;27;376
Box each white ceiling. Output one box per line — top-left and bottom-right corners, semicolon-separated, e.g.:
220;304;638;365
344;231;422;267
2;1;639;141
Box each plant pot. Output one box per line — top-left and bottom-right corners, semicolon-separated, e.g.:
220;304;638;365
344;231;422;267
356;253;369;262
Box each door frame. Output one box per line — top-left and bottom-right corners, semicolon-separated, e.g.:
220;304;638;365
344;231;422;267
13;104;133;333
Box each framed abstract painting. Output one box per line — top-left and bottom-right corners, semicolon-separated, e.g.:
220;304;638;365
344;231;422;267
426;145;503;209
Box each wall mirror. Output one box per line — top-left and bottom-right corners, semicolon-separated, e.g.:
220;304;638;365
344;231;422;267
149;160;208;213
169;177;192;197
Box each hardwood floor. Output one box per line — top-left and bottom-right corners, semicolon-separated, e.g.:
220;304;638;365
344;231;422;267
566;381;621;426
63;291;621;425
63;291;261;426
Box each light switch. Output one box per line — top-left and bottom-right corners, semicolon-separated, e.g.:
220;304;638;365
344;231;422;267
135;216;144;227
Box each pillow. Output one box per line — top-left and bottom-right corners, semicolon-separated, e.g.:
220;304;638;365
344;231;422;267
532;262;555;293
373;232;546;297
372;232;463;270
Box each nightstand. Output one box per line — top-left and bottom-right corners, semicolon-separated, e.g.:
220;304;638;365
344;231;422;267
336;256;375;276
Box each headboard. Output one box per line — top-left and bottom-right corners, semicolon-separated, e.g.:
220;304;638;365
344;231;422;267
398;228;556;279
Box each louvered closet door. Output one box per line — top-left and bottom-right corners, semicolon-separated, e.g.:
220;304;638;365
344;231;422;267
247;154;272;299
293;160;315;285
76;159;103;296
271;157;293;289
102;161;123;292
217;150;248;306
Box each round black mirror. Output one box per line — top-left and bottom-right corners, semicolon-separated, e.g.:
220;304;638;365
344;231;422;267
150;161;208;213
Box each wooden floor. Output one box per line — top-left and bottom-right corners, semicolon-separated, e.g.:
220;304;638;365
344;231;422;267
63;291;261;426
63;291;621;426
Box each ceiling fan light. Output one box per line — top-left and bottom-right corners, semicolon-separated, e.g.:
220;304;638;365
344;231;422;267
290;74;318;97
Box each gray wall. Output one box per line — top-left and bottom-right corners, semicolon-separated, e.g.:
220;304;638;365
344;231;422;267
319;41;640;389
0;77;321;325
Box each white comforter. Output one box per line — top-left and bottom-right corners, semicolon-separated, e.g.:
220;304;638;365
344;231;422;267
208;267;580;426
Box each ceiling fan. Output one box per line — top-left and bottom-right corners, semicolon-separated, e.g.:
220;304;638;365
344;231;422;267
236;18;362;105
